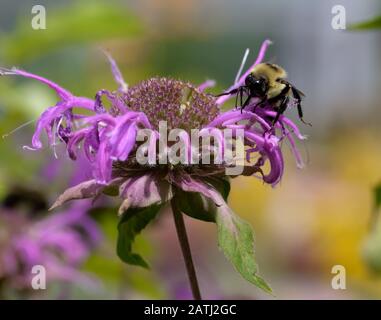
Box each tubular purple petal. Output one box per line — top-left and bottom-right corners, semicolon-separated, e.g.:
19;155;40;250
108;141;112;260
81;113;117;127
262;146;284;186
198;79;216;92
67;128;91;160
8;68;73;100
111;122;137;161
30;104;66;149
83;127;100;161
103;51;128;93
94;141;112;184
284;130;305;169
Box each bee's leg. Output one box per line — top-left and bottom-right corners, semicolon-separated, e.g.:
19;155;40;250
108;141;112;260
235;89;239;109
291;87;311;126
215;88;239;97
234;87;244;109
272;96;289;126
236;87;244;109
240;94;252;113
297;104;312;126
240;87;244;108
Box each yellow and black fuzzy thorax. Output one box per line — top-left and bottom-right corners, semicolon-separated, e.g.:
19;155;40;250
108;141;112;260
251;63;288;99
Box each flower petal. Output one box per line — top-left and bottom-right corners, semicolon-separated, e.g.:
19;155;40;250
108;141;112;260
6;68;72;100
103;51;128;93
93;140;113;184
198;79;216;92
111;122;137;161
118;174;172;215
169;173;224;206
49;180;105;210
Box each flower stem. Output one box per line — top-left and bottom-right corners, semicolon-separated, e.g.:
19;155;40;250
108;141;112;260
171;199;202;300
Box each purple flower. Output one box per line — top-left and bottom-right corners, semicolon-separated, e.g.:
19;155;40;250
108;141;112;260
0;198;101;294
1;40;306;294
0;40;304;212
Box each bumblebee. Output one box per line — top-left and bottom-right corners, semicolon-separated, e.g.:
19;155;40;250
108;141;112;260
217;62;310;126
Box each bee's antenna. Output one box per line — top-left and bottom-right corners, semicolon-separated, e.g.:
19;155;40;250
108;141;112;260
234;48;250;84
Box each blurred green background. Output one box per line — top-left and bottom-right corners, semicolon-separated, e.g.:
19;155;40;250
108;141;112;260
0;0;381;299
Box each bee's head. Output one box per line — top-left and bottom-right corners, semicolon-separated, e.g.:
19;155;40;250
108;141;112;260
245;73;268;97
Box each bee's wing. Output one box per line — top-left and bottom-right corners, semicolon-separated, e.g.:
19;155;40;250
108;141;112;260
295;88;305;98
280;79;305;98
266;57;277;64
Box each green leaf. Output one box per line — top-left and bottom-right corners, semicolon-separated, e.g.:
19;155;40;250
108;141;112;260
173;190;216;222
117;203;163;268
173;179;271;293
349;15;381;30
216;204;272;294
174;177;230;222
205;177;231;201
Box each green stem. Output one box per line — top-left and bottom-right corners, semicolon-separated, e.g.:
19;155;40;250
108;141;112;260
171;199;202;300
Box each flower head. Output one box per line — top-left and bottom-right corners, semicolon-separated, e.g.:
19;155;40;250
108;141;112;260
0;40;304;209
123;77;219;130
0;189;101;294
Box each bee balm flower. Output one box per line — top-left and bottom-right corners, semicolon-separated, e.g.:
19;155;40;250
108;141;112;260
0;196;101;296
1;40;305;296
